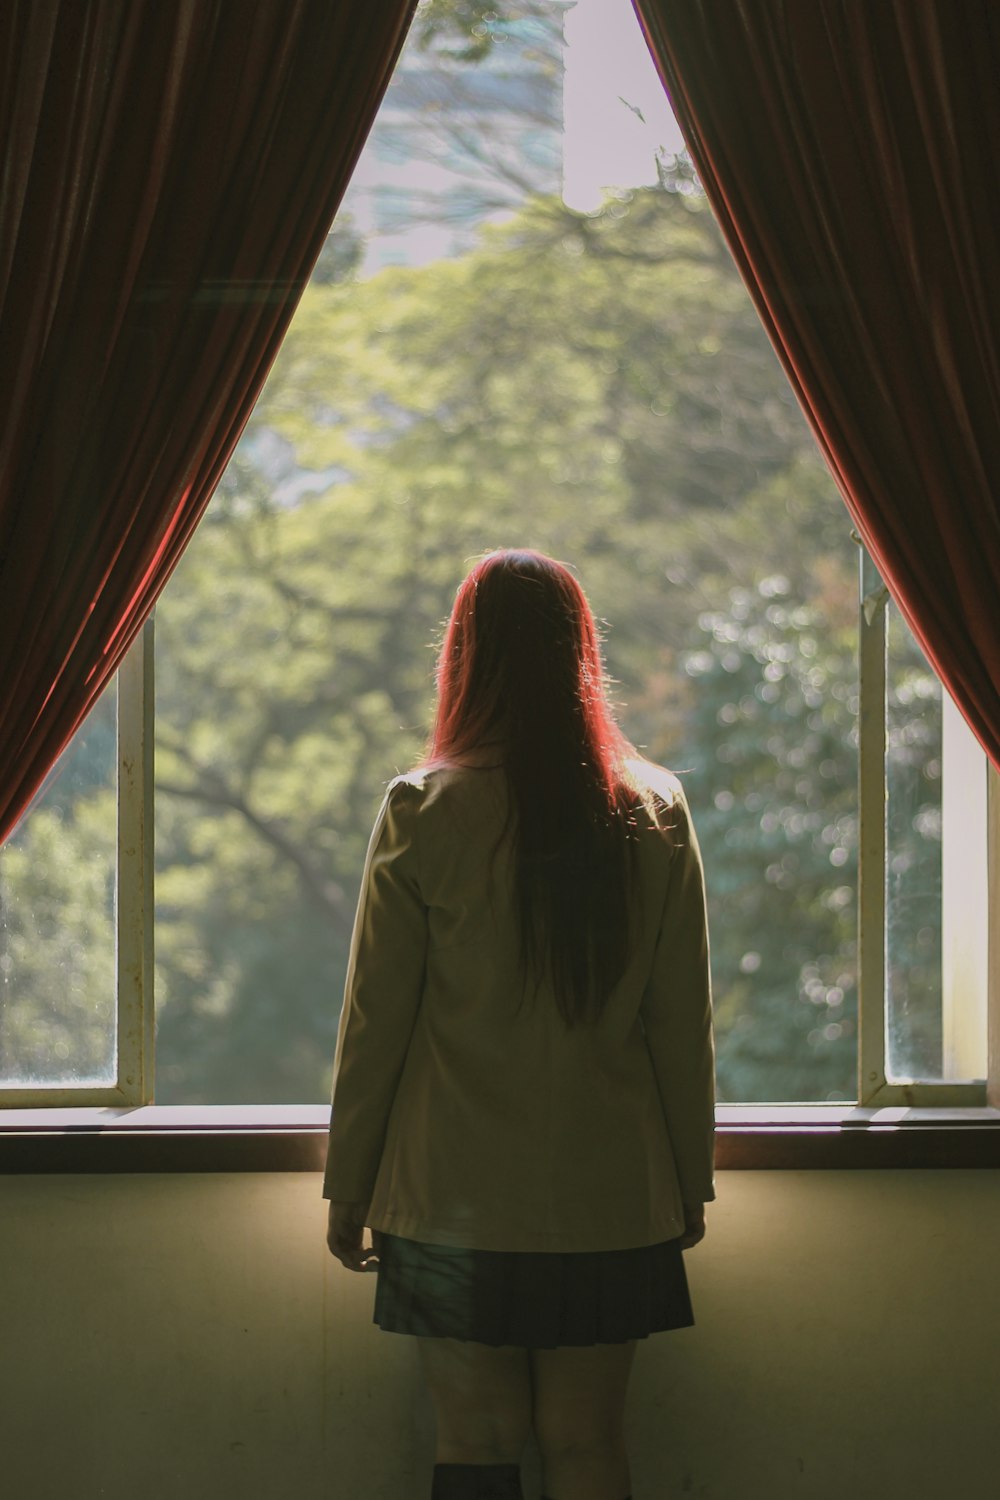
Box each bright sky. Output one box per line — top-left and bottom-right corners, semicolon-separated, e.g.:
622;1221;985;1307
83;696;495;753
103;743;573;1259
562;0;686;211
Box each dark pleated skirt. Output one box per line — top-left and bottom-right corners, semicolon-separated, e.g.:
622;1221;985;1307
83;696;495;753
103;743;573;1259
372;1231;694;1348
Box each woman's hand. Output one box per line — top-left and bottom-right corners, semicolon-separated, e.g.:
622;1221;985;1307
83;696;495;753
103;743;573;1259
326;1201;380;1272
678;1202;706;1250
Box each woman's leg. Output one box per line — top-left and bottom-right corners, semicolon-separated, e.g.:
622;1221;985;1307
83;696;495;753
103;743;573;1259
416;1336;533;1466
530;1341;637;1500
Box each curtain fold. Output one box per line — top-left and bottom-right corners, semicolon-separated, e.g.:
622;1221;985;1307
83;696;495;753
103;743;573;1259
0;0;416;844
633;0;1000;770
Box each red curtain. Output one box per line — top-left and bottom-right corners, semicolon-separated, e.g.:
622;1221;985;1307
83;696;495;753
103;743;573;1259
633;0;1000;770
0;0;415;845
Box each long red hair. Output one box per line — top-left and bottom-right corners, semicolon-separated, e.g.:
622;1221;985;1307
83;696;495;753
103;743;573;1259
427;550;643;1025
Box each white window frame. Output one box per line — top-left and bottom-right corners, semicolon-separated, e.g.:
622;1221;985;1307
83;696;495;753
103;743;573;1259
0;619;154;1109
0;580;997;1115
858;547;996;1107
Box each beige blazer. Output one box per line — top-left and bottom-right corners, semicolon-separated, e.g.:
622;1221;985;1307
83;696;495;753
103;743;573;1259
323;760;715;1253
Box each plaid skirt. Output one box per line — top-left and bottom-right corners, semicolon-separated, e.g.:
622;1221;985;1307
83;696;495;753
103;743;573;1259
372;1232;694;1348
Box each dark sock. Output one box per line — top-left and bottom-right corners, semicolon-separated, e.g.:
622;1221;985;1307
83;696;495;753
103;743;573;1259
431;1462;523;1500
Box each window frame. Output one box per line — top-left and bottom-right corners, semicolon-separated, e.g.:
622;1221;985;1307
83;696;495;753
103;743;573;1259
1;560;998;1164
0;619;154;1110
3;1104;1000;1172
857;547;992;1108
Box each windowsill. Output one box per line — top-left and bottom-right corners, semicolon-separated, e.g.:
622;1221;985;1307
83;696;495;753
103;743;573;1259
2;1104;1000;1173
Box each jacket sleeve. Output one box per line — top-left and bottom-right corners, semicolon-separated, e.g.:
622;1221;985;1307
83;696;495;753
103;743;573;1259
323;778;428;1204
640;786;716;1206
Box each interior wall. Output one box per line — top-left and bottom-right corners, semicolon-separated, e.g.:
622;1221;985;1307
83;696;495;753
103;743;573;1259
1;1170;998;1500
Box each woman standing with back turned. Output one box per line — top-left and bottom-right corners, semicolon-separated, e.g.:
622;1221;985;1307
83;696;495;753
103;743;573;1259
324;549;715;1500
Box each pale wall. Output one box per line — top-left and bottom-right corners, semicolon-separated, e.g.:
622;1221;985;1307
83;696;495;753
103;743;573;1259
1;1170;998;1500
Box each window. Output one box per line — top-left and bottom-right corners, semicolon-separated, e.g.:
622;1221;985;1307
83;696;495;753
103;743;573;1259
1;644;152;1105
1;0;996;1138
862;556;990;1105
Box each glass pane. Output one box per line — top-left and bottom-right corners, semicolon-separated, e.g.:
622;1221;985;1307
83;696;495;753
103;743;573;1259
886;603;987;1082
0;681;118;1088
154;0;857;1104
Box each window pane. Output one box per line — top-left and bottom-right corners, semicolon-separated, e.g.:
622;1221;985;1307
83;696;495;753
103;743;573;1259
0;682;117;1088
886;603;988;1082
154;0;857;1104
681;566;858;1102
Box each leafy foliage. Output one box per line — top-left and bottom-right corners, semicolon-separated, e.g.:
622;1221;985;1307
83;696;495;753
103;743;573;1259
0;692;117;1086
142;180;865;1104
413;0;561;64
0;2;945;1106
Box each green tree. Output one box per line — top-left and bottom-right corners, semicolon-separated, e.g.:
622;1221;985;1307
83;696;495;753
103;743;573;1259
3;0;945;1109
151;181;860;1103
413;0;560;64
0;691;117;1086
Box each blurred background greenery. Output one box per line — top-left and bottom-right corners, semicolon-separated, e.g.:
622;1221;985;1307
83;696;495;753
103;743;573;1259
0;0;943;1104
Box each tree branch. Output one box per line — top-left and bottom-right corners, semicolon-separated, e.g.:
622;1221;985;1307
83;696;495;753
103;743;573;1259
156;768;355;933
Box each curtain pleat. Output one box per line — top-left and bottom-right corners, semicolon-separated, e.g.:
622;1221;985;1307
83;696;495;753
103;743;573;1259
0;0;416;844
633;0;1000;770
